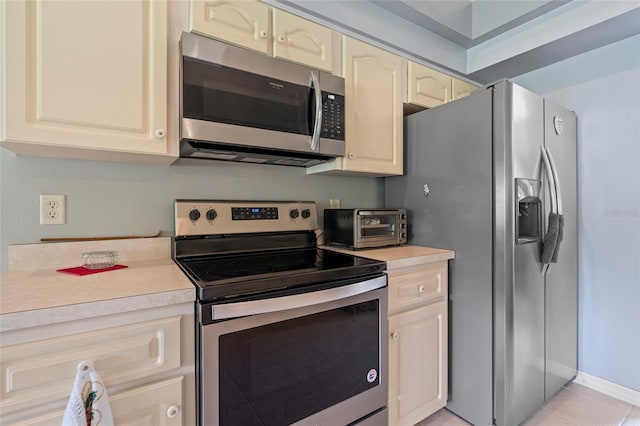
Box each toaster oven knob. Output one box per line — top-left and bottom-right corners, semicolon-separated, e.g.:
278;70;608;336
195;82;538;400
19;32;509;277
206;209;217;221
189;209;201;221
289;209;300;219
401;223;407;229
301;209;311;219
400;232;406;239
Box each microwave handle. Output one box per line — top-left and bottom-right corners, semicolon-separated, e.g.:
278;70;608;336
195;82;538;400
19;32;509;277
310;70;322;151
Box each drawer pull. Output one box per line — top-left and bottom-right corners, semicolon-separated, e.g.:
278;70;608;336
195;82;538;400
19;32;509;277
167;404;181;418
392;331;399;341
418;285;426;293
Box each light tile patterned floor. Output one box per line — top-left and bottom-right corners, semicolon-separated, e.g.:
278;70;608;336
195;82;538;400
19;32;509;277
416;383;639;426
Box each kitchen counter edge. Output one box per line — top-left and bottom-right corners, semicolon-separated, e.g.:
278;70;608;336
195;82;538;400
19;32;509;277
322;244;455;269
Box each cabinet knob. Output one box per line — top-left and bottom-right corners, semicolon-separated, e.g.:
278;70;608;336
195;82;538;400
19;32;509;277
392;331;399;341
418;285;425;293
259;30;268;38
277;35;285;43
348;152;355;159
167;405;180;418
155;129;165;138
166;405;181;418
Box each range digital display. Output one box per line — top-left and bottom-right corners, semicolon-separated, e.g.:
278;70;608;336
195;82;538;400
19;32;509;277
232;207;279;220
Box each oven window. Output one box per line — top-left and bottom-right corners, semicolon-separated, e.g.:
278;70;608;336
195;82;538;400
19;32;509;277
360;214;396;238
183;57;312;136
218;300;380;425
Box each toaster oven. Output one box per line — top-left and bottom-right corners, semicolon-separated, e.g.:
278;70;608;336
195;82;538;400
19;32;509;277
324;209;407;249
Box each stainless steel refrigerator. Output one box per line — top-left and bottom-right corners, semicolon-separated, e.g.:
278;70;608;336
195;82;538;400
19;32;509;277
385;81;577;426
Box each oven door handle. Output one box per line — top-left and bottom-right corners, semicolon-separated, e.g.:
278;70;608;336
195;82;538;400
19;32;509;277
210;275;386;320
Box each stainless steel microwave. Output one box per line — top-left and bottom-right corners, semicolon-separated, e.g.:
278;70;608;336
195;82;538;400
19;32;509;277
180;32;346;167
324;209;408;249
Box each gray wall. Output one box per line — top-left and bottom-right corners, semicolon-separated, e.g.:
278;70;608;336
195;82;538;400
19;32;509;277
514;35;640;392
0;153;383;273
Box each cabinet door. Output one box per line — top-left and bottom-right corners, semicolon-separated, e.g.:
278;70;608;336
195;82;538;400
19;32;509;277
2;0;170;162
452;78;478;101
407;61;452;108
388;301;447;426
190;0;270;54
0;316;181;417
272;9;333;72
6;377;184;426
342;37;403;176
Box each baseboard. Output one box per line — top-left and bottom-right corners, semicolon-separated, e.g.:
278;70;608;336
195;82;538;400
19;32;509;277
575;371;640;406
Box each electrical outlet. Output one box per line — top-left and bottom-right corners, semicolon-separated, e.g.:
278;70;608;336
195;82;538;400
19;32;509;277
40;195;65;225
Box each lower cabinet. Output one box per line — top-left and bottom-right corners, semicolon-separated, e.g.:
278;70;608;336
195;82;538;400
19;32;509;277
0;303;195;426
387;261;449;426
7;377;183;426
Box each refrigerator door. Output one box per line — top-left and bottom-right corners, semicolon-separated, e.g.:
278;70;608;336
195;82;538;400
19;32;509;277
543;100;578;399
386;88;494;425
493;81;546;426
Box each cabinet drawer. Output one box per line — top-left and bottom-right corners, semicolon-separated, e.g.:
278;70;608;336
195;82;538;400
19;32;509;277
388;262;447;314
7;376;184;426
1;316;182;416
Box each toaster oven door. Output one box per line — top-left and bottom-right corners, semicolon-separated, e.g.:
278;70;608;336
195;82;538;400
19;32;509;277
355;210;405;248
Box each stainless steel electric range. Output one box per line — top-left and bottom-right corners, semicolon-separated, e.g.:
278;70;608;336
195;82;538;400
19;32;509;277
172;200;389;426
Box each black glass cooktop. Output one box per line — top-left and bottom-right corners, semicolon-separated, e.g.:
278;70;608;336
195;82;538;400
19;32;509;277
176;247;385;302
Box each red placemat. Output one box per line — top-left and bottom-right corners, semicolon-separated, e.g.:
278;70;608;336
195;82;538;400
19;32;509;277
57;264;128;276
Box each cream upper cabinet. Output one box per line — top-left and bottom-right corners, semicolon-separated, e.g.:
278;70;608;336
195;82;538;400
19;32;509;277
1;0;172;164
272;8;334;72
190;0;271;54
406;61;452;108
190;1;334;72
308;36;403;176
452;78;478;100
406;61;478;109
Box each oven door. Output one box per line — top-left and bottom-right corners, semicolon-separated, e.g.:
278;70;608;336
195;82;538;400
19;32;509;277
198;275;388;426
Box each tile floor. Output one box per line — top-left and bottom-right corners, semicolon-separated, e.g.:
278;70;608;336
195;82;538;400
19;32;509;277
417;382;640;426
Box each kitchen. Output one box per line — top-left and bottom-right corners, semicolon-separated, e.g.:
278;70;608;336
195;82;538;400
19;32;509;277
1;0;638;425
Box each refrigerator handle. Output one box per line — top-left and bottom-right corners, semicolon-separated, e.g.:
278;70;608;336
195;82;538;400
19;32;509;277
546;147;563;215
541;147;558;214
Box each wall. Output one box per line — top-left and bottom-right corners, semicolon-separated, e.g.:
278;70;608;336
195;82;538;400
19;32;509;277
0;153;383;274
513;35;640;392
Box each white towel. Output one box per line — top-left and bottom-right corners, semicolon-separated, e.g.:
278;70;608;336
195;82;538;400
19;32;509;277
62;361;114;426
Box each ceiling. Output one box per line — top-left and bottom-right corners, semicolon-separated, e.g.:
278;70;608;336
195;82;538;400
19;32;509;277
267;0;640;84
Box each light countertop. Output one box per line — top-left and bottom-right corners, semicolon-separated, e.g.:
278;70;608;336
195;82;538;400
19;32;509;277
0;237;195;332
323;244;455;270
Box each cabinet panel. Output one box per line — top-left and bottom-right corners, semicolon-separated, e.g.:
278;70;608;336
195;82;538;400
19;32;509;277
388;301;447;426
0;316;181;416
407;61;452;108
2;0;169;161
388;262;448;314
190;0;270;54
7;376;184;426
452;78;478;101
273;9;333;72
341;37;403;175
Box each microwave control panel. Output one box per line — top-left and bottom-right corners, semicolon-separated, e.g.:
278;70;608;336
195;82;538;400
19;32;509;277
320;93;345;140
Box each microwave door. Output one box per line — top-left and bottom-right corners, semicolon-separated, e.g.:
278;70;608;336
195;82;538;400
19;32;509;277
182;57;318;153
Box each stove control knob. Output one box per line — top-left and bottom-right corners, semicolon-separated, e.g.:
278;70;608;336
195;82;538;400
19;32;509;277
290;209;300;219
301;209;311;219
206;209;217;221
189;209;201;221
